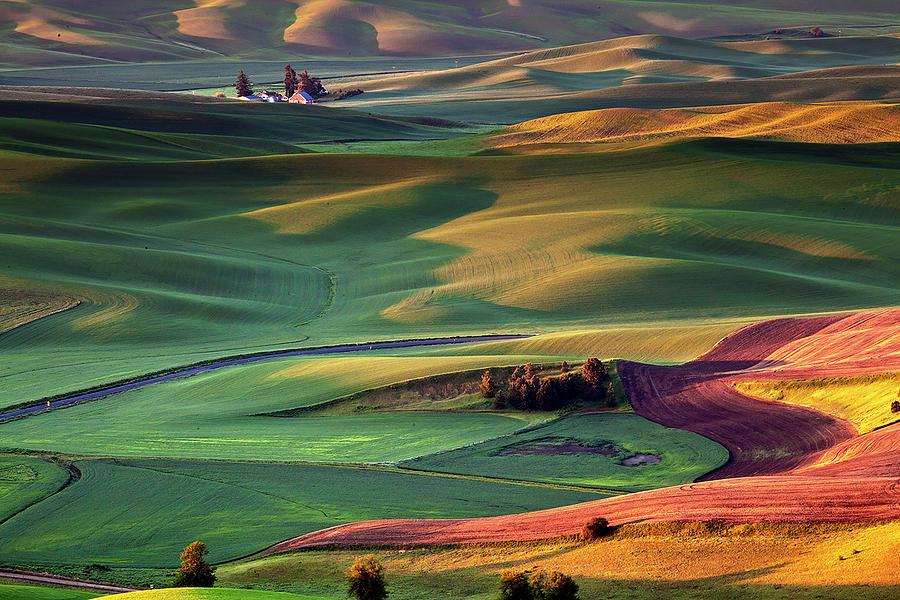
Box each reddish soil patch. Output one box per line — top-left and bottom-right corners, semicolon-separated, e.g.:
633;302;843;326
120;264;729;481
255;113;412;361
264;309;900;553
496;437;620;456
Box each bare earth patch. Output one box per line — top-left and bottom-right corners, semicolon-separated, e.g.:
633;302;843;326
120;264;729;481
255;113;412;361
620;453;661;466
0;288;80;334
496;437;620;456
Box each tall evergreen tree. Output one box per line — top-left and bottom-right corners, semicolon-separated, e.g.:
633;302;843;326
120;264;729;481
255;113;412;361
298;69;327;97
480;370;496;398
284;64;299;97
235;69;253;97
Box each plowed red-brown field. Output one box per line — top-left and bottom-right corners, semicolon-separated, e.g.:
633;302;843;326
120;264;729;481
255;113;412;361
266;310;900;553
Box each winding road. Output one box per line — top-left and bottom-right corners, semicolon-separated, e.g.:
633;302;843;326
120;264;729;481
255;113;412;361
0;335;532;422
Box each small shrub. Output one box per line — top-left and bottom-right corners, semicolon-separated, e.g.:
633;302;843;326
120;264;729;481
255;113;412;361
891;400;900;413
492;389;507;410
605;382;617;408
213;91;225;98
347;555;387;600
537;571;579;600
581;516;610;541
561;361;570;373
497;570;531;600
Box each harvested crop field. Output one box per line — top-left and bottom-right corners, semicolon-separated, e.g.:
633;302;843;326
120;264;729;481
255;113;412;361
735;372;900;433
0;288;79;334
490;102;900;148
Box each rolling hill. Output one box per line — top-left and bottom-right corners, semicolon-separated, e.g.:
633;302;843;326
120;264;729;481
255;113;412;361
2;1;899;67
489;101;900;148
334;34;900;122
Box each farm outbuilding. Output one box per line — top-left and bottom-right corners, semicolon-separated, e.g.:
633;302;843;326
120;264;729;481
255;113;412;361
289;91;316;104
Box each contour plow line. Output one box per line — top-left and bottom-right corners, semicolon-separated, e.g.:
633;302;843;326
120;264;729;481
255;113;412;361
263;309;900;553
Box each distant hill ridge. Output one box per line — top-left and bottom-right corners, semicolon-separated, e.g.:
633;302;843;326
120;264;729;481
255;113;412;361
490;101;900;147
1;0;899;66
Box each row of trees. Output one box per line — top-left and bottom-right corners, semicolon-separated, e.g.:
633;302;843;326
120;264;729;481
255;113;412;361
234;64;326;98
480;359;616;412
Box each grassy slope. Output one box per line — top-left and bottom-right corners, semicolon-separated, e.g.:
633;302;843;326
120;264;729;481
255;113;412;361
2;1;899;66
401;413;730;491
0;454;70;524
0;97;467;148
0;118;308;162
735;372;900;433
0;583;98;600
99;591;329;600
1;134;898;406
0;457;605;566
0;353;552;460
217;521;900;600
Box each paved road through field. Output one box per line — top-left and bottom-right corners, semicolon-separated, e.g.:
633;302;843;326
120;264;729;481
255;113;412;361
0;335;532;422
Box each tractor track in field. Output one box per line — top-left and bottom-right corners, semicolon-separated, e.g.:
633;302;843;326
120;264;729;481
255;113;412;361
263;309;900;552
0;334;534;422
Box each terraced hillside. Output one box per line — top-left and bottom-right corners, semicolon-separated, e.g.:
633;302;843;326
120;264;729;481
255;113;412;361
3;1;898;67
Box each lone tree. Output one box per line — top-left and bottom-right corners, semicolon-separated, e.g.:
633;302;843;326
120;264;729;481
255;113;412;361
497;570;531;600
235;69;253;97
605;381;617;408
580;516;609;541
480;370;496;398
347;555;387;600
561;361;570;373
284;64;300;97
173;541;216;587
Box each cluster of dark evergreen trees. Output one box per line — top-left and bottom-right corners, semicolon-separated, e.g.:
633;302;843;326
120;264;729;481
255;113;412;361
233;65;326;98
480;359;616;412
283;64;326;97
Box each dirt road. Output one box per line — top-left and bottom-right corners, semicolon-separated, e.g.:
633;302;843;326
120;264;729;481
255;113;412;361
0;568;137;593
